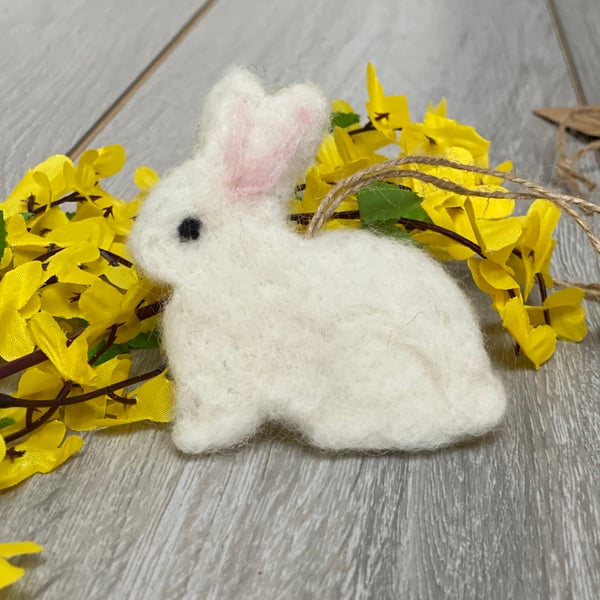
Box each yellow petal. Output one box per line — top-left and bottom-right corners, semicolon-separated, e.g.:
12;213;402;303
134;166;159;191
64;357;131;430
479;260;519;290
46;218;115;248
0;544;43;590
0;421;83;489
0;307;34;361
93;371;172;426
0;246;12;269
40;283;85;319
63;396;107;431
93;145;126;178
331;99;355;114
28;312;96;384
502;297;556;368
29;206;69;234
0;261;44;310
0;558;24;590
545;288;587;342
17;365;64;400
78;279;122;324
0;542;44;559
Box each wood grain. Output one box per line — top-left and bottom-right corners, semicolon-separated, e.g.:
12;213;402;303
0;0;212;198
548;0;600;103
1;1;599;599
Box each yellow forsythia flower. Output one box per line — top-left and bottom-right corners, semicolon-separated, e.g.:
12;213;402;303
366;62;411;141
0;541;44;590
0;421;83;489
0;146;168;489
292;64;587;368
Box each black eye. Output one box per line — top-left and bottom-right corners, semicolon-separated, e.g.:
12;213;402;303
178;217;202;242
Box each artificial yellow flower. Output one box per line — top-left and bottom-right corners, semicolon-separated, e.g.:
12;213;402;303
501;296;557;368
28;311;96;385
365;63;411;141
28;206;70;235
1;155;74;218
526;288;587;342
0;541;44;590
400;101;490;166
134;166;160;191
64;145;126;193
331;98;389;154
0;421;83;489
92;370;172;427
42;242;100;285
40;282;87;319
63;357;131;430
0;144;167;489
78;278;146;343
0;261;45;360
508;199;561;298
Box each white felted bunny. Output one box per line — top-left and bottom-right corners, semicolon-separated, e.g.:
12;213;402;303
128;68;507;454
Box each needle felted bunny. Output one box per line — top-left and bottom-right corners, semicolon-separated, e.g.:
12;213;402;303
128;68;507;454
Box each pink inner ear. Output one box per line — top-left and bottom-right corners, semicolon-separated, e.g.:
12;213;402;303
224;101;316;201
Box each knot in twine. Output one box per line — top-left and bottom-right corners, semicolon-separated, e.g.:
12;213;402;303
555;106;600;197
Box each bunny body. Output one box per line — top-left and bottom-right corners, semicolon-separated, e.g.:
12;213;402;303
129;68;506;453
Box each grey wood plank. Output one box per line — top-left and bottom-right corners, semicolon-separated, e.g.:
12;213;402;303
549;0;600;102
0;0;211;198
2;1;599;599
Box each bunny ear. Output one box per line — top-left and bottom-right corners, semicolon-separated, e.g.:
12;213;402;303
198;68;329;201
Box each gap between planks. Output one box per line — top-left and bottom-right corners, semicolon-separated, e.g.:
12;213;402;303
67;0;219;160
545;0;600;170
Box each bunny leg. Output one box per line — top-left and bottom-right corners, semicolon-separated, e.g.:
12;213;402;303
171;389;264;454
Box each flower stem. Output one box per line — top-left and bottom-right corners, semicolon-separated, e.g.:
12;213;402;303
3;381;73;444
0;367;164;409
289;210;486;257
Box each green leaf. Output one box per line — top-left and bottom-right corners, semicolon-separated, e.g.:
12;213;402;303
369;222;414;241
19;211;35;221
88;329;161;366
0;210;7;265
357;181;431;226
330;111;361;129
88;340;130;366
127;330;161;349
0;417;15;430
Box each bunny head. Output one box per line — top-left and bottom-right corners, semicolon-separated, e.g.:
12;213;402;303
128;68;329;286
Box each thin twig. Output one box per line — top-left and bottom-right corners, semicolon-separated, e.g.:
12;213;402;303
4;381;73;443
88;324;120;366
0;367;164;409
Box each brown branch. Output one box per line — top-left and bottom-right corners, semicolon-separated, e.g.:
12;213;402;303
0;301;163;381
0;367;164;409
4;381;73;444
289;210;486;258
34;244;63;262
30;192;99;216
135;301;164;321
536;272;551;324
348;120;377;136
100;248;133;268
0;349;48;380
108;391;136;405
88;324;120;366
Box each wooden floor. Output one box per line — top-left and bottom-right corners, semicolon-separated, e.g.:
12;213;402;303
1;1;599;598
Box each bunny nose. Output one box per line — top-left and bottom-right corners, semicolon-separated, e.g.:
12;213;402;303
178;217;203;242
